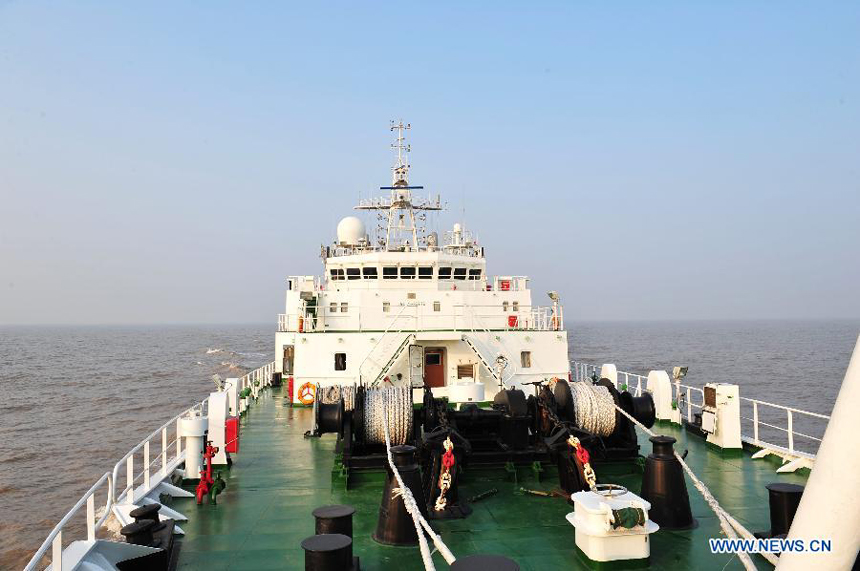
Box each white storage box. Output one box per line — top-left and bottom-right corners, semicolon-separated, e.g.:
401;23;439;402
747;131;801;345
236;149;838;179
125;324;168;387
567;489;659;562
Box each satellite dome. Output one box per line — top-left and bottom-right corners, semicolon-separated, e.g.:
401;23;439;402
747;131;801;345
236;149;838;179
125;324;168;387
336;216;366;245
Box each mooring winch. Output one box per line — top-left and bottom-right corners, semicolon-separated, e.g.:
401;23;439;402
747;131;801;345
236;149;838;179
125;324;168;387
307;377;656;516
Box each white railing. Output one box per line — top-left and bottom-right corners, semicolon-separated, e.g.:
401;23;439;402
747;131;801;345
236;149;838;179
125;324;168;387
278;304;563;333
570;360;829;457
28;360;277;571
24;473;113;571
239;361;276;398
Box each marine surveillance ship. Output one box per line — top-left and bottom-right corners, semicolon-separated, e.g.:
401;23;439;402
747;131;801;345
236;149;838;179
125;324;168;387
25;123;860;571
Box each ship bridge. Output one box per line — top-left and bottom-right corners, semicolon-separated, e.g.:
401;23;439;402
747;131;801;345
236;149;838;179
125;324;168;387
273;122;569;399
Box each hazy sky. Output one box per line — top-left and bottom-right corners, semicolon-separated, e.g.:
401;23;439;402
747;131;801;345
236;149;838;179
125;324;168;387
1;2;858;324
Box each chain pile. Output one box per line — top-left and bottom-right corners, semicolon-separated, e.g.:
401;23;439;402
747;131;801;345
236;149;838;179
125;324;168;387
570;382;616;436
364;386;412;445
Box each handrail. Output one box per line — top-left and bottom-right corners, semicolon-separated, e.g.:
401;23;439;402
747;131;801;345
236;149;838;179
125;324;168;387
570;360;829;456
23;472;113;571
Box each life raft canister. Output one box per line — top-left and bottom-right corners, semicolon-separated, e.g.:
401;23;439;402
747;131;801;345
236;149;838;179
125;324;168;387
298;382;316;405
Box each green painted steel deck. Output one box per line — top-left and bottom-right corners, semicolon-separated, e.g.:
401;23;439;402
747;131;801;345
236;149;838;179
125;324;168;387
172;388;808;570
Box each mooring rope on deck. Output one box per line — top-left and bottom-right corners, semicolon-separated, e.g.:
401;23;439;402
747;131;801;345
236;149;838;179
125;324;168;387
613;404;779;569
380;388;457;570
569;382;617;436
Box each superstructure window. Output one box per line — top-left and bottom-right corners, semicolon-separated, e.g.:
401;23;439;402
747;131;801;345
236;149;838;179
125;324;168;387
468;269;482;280
383;302;390;312
400;267;416;279
521;351;532;368
438;267;452;280
418;266;433;279
453;268;467;280
433;301;441;312
335;353;347;371
383;266;398;280
330;302;337;313
340;302;348;313
363;267;378;279
346;268;361;280
407;292;416;300
329;268;344;281
512;301;519;312
502;301;509;311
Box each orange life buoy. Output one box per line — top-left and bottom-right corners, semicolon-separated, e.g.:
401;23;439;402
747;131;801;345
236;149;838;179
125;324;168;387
298;382;316;405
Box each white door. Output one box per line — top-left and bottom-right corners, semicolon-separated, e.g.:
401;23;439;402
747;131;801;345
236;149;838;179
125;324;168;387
409;345;424;386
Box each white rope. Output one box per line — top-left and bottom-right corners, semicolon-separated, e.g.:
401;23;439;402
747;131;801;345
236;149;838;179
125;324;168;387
365;386;412;445
381;389;457;569
613;404;778;569
570;382;616;436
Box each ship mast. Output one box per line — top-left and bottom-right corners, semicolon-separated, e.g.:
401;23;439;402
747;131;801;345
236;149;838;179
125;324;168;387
354;120;442;251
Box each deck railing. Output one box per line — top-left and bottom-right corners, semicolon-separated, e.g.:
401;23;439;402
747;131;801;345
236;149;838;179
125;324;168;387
571;360;829;457
26;360;277;571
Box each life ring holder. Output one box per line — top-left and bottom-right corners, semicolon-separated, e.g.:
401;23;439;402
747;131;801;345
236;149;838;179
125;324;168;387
298;382;316;405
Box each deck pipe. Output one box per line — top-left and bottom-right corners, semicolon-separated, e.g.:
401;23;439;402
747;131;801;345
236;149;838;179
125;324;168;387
640;435;695;529
313;504;355;538
778;335;860;571
451;555;520;570
373;444;428;545
301;533;356;571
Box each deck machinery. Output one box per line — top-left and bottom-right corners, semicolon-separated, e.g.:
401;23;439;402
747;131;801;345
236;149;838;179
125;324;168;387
309;378;656;518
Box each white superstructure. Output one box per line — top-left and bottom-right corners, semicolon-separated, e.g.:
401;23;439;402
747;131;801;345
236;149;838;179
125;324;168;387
275;122;569;401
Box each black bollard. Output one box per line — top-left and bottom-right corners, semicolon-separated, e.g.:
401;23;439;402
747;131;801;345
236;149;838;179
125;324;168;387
120;519;156;546
765;483;804;537
129;503;161;524
640;436;695;529
373;444;428;545
301;533;354;571
451;555;520;570
313;504;356;538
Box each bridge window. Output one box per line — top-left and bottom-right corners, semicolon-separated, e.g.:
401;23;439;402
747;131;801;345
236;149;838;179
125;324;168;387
438;267;452;280
383;266;398;280
468;269;482;280
433;301;441;312
346;268;361;280
363;267;378;279
521;351;532;368
383;302;390;312
400;267;416;279
453;267;467;280
334;353;347;371
418;266;433;279
329;268;344;281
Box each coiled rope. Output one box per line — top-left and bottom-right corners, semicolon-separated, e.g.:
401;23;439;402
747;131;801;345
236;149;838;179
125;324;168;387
613;404;778;569
319;385;356;412
569;382;616;436
380;389;456;570
365;386;412;445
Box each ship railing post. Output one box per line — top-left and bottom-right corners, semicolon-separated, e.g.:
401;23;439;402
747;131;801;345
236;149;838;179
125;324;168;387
176;417;182;461
686;387;692;421
161;427;168;476
787;410;794;453
637;376;643;396
753;402;759;445
125;456;133;502
52;530;62;571
86;493;95;541
143;441;150;491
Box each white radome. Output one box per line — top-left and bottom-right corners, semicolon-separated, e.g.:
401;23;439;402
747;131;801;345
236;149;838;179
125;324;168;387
337;216;366;245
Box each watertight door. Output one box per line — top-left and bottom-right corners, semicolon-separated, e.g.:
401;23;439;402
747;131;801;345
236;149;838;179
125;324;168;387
424;348;445;388
283;345;294;375
409;345;424;386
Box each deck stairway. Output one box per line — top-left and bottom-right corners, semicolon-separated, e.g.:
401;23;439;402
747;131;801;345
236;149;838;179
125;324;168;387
461;333;503;386
370;333;415;386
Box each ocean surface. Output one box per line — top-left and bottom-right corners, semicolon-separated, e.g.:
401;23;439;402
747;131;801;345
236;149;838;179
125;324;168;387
1;320;857;569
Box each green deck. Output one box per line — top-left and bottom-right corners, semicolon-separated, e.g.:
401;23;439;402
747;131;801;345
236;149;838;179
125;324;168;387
172;388;808;570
